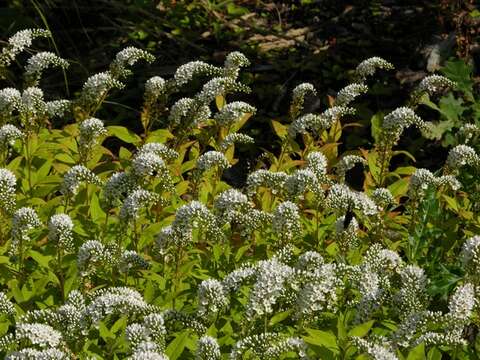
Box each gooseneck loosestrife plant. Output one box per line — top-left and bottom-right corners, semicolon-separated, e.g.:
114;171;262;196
0;28;477;359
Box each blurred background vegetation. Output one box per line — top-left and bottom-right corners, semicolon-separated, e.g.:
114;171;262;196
1;0;479;167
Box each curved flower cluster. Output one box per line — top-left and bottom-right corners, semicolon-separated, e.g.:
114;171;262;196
290;82;316;117
61;165;102;196
77;240;112;277
408;168;460;199
325;184;378;216
197;279;229;316
295;262;341;320
144;76;166;101
246;169;288;196
335;83;368;106
446;144;480;170
102;171;138;208
335;215;359;253
196;151;230;172
138;143;178;162
272;201;301;242
0;292;15;317
381;107;427;145
110;47;155;78
457;123;480;144
289;106;355;137
0;168;16;213
169;200;223;244
119;189;159;222
306;151;329;183
415;74;455;97
461;236;480;279
79;118;106;153
336;154;366;182
355;56;394;82
168;97;211;128
132;152;166;178
351;337;398;360
0;88;22;121
85;287;151;325
371;188;394;209
195;336;221;360
79;72;124;110
223;51;250;78
15;323;63;349
245;258;295;317
19;87;47;126
0;29;50;68
46;99;71;118
214;101;256;127
196;77;250;105
174;61;221;88
284;169;321;201
48;214;74;251
118;250;150;274
394;265;428;318
219;133;254;152
0;124;23;155
24;51;69;86
10;207;41;257
214;189;250;221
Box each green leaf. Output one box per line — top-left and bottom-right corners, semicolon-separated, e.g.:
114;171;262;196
215;95;225;110
388;178;409;197
166;331;189;360
107;126;142;145
370;113;383;143
348;320;375;337
427;347;442;360
55;153;76;164
303;328;339;354
90;192;105;222
28;250;53;268
271;120;288;139
406;342;425;360
145;129;174;143
441;59;474;100
269;310;292;326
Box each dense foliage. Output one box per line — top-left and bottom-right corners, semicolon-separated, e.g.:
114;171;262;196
0;28;479;359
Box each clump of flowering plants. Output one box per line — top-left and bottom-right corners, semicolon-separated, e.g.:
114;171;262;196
0;28;478;359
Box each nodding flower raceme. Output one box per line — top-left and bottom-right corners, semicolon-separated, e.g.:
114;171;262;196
24;51;69;86
0;168;16;213
355;56;394;82
196;151;230;173
48;213;74;251
196;336;221;360
214;101;256;128
61;165;102;196
0;28;50;68
335;83;368;106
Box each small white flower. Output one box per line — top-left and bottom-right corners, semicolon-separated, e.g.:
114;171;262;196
48;214;74;251
24;51;69;85
355;57;394;81
0;168;16;213
197;151;230;172
61;165;102;196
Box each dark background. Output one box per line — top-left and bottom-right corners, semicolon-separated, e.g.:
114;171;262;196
1;0;479;166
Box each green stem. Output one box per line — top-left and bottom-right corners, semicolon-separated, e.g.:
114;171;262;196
24;134;32;193
57;247;65;301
